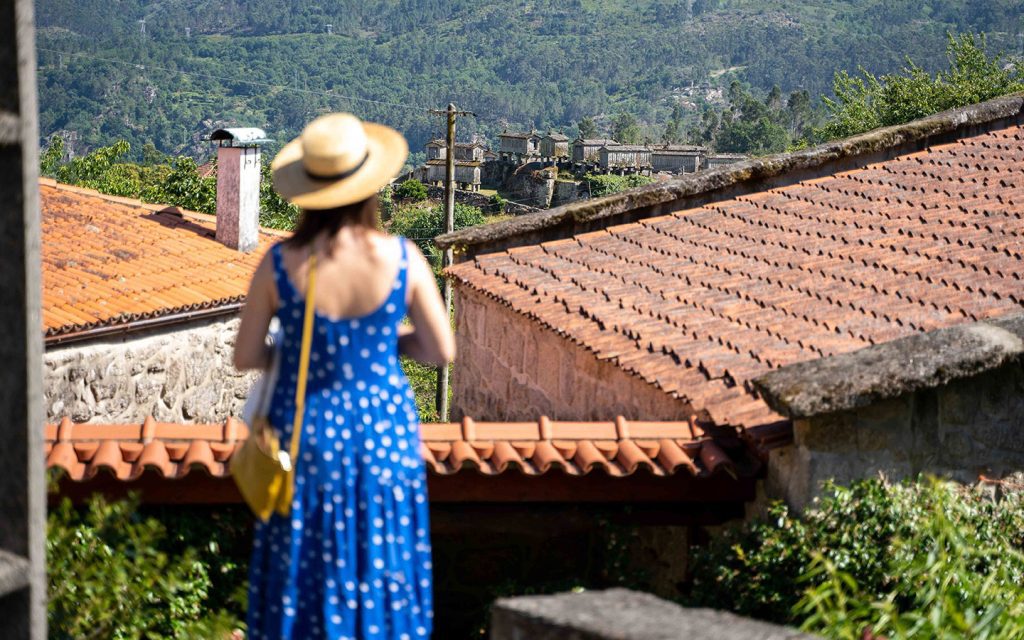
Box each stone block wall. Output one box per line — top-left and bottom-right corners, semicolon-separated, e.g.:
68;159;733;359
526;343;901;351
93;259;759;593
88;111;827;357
756;316;1024;511
44;317;256;424
451;287;690;421
424;185;538;215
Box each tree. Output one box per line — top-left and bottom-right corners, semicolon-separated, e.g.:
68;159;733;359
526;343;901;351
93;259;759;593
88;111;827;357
663;103;685;144
612;112;642;144
577;116;597;139
817;33;1024;141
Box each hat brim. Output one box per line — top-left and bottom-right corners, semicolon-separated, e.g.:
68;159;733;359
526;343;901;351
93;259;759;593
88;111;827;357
271;122;409;210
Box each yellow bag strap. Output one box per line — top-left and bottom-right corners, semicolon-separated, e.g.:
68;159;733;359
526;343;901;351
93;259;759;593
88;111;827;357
288;252;317;467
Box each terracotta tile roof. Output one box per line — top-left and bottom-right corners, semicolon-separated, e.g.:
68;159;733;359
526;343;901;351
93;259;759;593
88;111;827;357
40;179;287;342
448;123;1024;430
45;416;772;483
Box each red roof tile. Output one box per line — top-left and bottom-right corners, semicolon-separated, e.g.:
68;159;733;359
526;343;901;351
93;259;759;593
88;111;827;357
45;416;778;484
448;123;1024;430
40;180;287;342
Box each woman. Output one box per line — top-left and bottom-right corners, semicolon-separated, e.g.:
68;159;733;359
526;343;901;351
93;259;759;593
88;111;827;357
233;112;454;639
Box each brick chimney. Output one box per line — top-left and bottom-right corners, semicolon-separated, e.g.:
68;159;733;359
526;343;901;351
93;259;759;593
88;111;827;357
209;127;271;252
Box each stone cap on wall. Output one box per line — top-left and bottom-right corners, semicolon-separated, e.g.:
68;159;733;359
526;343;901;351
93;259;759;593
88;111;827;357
437;93;1024;258
753;313;1024;420
490;588;820;639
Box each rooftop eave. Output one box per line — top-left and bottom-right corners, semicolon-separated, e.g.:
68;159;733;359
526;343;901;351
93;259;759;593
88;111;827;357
752;314;1024;420
436;92;1024;255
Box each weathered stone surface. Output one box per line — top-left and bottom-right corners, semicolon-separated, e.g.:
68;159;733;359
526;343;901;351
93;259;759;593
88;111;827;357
451;287;691;422
753;314;1024;420
45;316;257;424
438;94;1024;258
490;589;819;640
0;549;29;599
765;343;1024;512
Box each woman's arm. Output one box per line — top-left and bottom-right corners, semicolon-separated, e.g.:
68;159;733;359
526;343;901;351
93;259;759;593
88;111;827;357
399;241;456;366
233;250;279;371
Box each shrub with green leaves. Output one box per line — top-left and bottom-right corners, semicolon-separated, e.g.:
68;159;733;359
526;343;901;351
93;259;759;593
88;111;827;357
393;178;429;202
48;494;242;639
583;172;654;198
40;138;301;231
387;202;485;256
686;477;1024;638
817;33;1024;141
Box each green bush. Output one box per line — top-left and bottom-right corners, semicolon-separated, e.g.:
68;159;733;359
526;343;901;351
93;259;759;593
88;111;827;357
394;178;429;202
686;477;1024;638
817;33;1024;141
488;193;508;214
48;494;243;639
583;172;654;198
387;202;486;255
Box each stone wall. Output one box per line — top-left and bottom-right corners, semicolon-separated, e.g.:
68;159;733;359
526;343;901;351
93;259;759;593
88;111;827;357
424;185;538;215
755;314;1024;511
44;316;256;424
451;287;690;421
490;589;819;640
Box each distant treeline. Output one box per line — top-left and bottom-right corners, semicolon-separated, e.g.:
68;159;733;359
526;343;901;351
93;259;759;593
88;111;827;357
35;0;1024;161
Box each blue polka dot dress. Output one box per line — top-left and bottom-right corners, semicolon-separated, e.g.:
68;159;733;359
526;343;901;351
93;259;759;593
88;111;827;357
247;238;433;640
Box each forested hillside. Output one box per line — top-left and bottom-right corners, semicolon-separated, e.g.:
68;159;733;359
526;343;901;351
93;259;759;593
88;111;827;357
36;0;1024;161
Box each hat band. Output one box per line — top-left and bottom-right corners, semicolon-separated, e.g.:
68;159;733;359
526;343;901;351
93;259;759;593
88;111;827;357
305;151;370;181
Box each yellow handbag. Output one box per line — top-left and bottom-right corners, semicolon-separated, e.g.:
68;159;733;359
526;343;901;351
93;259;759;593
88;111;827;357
231;253;318;522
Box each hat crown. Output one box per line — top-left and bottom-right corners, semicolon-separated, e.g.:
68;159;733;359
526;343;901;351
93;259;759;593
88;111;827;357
301;113;369;179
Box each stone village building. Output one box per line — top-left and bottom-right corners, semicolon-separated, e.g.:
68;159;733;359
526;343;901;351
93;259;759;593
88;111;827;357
539;132;570;160
651;145;706;174
438;94;1024;513
598;144;653;172
572;138;618;165
498;131;541;163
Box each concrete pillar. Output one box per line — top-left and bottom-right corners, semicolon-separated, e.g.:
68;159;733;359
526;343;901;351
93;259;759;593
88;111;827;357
0;0;46;634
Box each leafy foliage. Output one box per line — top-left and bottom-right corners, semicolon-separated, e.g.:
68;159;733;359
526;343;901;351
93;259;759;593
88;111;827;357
583;172;654;198
35;1;1024;163
401;355;442;422
41;138;300;230
47;494;242;639
394;178;429;202
686;477;1024;637
387;202;486;255
612;112;643;144
690;81;819;154
817;33;1024;141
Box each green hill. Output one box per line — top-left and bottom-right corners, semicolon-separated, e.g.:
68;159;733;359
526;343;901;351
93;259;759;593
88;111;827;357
36;0;1024;160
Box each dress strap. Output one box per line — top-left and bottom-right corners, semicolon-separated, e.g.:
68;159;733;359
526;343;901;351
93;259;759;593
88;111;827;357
398;237;410;303
269;242;293;305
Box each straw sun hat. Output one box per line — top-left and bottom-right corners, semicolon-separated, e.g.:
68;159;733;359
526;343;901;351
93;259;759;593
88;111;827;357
271;113;409;210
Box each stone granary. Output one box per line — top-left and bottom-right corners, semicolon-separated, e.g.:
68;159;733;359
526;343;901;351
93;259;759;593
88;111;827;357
539;132;570;160
703;152;747;169
651;145;706;174
425;158;483;191
498;130;541;162
439;93;1024;509
453;141;486;162
572;138;618;164
425;138;446;160
599;144;653;171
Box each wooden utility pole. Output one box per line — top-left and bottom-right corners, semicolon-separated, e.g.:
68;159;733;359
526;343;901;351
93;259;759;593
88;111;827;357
430;102;473;421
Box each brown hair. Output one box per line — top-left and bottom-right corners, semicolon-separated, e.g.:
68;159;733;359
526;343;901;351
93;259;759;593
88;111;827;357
286;195;379;249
